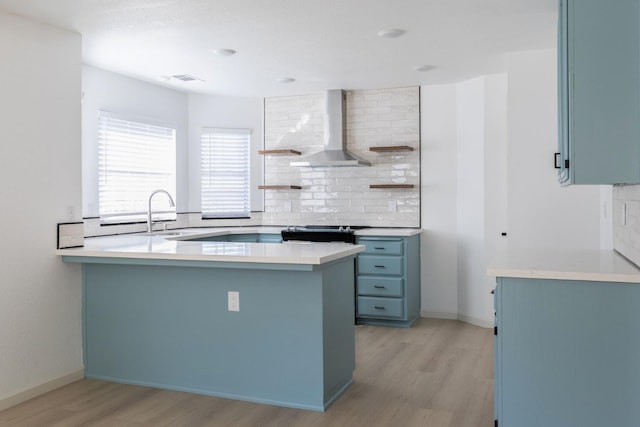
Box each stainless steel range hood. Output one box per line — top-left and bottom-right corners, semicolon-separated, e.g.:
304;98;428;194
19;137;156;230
290;90;371;167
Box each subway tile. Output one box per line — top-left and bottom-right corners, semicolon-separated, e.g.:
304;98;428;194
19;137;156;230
262;87;420;228
613;184;640;268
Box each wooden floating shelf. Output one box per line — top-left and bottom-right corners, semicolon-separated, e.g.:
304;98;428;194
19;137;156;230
258;185;302;190
258;149;302;156
370;184;415;189
369;145;414;152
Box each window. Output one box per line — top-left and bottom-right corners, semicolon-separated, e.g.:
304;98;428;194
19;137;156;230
201;128;251;218
98;112;177;224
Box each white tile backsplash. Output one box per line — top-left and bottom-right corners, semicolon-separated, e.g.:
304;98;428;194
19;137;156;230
262;87;420;227
83;213;262;237
57;222;84;248
81;87;421;239
613;184;640;267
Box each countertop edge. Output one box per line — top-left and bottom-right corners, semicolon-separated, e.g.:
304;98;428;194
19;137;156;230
57;242;365;265
487;268;640;284
354;228;422;237
487;249;640;284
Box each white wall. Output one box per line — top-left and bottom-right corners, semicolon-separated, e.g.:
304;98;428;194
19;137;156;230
0;12;83;407
420;85;458;318
82;65;189;217
613;185;640;266
456;77;491;326
421;75;507;326
421;51;607;327
187;93;264;214
506;49;602;251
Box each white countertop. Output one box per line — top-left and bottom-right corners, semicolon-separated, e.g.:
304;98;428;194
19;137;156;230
57;233;363;265
354;228;422;237
488;249;640;283
172;226;422;237
57;226;422;265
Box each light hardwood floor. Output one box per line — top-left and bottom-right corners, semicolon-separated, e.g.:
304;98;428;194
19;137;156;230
0;318;494;427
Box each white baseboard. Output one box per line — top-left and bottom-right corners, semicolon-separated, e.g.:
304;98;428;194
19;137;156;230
420;310;458;320
421;311;493;329
0;369;85;412
456;314;493;329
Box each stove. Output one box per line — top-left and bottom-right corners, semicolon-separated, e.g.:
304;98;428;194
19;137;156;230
280;225;368;244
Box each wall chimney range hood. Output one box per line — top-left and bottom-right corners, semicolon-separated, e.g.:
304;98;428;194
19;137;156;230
290;90;371;167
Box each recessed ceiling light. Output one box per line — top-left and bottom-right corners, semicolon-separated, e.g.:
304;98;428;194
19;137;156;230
414;65;435;72
212;48;237;56
377;28;407;38
276;77;296;83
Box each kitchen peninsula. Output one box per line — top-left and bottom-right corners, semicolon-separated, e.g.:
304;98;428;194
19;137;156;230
57;231;364;412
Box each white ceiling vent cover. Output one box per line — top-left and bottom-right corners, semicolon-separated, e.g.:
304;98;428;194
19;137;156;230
171;74;205;82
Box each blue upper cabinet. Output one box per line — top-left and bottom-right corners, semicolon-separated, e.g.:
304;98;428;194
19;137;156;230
557;0;640;185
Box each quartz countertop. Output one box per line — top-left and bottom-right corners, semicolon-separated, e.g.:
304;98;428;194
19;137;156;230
487;249;640;283
57;226;422;265
57;233;363;265
354;228;422;237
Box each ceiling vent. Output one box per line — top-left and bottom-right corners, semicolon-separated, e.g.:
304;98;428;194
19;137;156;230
171;74;205;82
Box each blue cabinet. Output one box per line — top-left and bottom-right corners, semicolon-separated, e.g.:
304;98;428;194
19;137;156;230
76;256;356;412
258;233;283;243
557;0;640;185
494;277;640;426
355;234;420;327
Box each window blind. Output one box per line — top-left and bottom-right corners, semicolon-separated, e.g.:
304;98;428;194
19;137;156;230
201;128;251;218
98;113;177;224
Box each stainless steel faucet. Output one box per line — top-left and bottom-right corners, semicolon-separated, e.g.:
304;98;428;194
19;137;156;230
147;189;175;233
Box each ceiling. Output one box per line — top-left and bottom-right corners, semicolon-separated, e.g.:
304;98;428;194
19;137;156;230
0;0;558;98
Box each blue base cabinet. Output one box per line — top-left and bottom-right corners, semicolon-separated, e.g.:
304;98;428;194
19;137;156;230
494;277;640;426
557;0;640;185
355;234;420;327
76;257;355;412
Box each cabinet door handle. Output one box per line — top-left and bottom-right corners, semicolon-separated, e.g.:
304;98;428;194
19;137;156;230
374;285;386;289
554;152;561;169
374;265;386;268
374;306;386;310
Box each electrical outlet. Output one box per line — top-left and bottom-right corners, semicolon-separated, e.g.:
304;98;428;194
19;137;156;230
228;291;240;312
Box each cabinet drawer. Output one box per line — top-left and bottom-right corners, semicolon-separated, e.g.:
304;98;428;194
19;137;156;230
357;297;403;319
358;277;403;297
359;240;403;256
358;256;403;276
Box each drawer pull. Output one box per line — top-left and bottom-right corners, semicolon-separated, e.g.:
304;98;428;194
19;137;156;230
374;247;385;250
374;306;386;310
374;285;386;289
374;265;386;268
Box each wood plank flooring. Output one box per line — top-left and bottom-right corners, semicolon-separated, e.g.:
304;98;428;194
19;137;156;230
0;318;494;427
